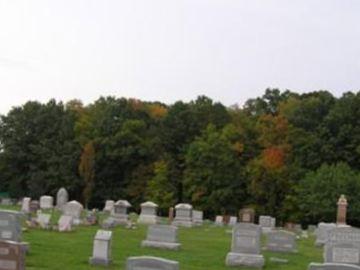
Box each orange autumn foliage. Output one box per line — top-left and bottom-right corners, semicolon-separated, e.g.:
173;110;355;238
148;104;167;119
262;147;285;170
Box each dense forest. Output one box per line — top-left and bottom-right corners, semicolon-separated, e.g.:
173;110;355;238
1;89;360;225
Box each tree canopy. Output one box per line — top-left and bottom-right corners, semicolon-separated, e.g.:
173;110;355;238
1;90;360;225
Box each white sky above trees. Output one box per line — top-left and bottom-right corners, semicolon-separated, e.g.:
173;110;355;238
0;0;359;114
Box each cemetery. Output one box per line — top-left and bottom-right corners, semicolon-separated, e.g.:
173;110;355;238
1;192;358;269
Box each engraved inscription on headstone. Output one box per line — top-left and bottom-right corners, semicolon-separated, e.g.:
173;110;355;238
225;223;265;268
0;240;25;270
266;230;297;253
142;225;181;250
0;210;21;242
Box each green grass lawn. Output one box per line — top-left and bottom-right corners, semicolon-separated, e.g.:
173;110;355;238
1;206;322;270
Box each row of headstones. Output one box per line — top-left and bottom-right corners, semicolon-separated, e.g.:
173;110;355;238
89;221;300;269
2;207;349;270
104;200;276;230
21;187;69;213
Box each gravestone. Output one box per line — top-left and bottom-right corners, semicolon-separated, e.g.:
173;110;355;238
0;199;12;206
85;210;98;225
259;215;275;234
168;207;174;223
29;200;40;214
63;200;83;225
138;201;158;225
192;210;203;226
172;203;193;227
225;223;265;268
337;194;348;226
324;227;360;265
315;222;336;246
0;210;22;242
309;263;360;270
56;187;68;210
142;225;181;250
36;213;51;229
126;256;179;270
266;230;297;253
308;225;317;233
111;200;131;225
325;242;360;266
228;216;238;226
103;200;114;213
20;198;30;214
239;208;255;223
215;215;224;226
89;230;112;266
102;217;116;229
39;195;54;209
58;215;73;232
0;240;26;270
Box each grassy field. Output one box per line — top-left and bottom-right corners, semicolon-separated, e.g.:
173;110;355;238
0;205;322;270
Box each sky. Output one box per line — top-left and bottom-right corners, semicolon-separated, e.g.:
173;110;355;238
0;0;359;114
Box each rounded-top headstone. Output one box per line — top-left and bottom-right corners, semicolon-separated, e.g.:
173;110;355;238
141;201;158;208
115;200;131;207
56;187;69;209
175;203;192;210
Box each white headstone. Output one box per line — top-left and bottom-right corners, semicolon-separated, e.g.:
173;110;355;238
37;213;51;229
21;197;31;213
63;201;83;225
111;200;131;225
89;230;112;266
215;215;224;226
58;215;73;232
103;200;114;212
172;203;193;227
56;188;69;210
40;195;54;209
192;210;203;226
138;201;158;225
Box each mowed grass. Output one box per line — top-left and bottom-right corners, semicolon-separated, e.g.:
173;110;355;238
0;205;322;270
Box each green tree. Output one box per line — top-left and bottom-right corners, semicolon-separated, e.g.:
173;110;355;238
184;124;246;215
79;141;95;208
297;163;360;225
146;160;175;213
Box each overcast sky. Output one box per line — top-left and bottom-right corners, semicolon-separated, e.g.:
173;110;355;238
0;0;359;114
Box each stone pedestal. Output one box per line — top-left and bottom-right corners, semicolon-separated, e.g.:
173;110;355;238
337;194;348;226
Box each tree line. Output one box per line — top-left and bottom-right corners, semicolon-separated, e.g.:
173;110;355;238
1;89;360;225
